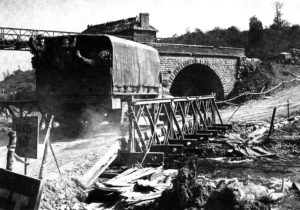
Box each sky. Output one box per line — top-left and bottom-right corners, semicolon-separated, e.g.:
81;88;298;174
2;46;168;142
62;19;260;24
0;0;299;80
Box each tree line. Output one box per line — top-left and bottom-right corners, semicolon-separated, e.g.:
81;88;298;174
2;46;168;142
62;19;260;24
160;2;300;60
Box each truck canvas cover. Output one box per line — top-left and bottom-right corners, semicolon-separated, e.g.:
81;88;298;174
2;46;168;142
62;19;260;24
107;35;160;89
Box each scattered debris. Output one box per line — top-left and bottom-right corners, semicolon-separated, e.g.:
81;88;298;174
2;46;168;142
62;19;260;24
9;111;300;210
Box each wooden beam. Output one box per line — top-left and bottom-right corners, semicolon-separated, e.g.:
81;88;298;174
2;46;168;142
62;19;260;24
77;141;120;189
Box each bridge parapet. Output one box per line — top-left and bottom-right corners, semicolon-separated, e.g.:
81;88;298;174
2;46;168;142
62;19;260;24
145;42;245;58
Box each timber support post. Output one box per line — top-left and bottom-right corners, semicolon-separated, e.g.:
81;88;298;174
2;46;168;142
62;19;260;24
6;131;17;171
267;107;277;142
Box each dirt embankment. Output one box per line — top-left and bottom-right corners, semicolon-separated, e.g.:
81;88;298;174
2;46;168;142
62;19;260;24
220;62;300;122
227;61;300;104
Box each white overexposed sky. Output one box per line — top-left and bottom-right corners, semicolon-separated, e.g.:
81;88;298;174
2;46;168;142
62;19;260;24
0;0;299;80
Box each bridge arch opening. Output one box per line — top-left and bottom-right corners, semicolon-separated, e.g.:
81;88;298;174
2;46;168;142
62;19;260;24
170;64;224;99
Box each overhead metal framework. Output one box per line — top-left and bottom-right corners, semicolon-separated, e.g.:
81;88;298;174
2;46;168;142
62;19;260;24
0;27;79;51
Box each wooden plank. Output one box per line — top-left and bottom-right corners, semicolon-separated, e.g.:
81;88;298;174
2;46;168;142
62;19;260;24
77;141;120;188
235;146;249;156
105;169;151;187
105;167;163;187
100;169;125;179
150;144;183;155
244;147;262;156
106;168;138;184
252;146;274;156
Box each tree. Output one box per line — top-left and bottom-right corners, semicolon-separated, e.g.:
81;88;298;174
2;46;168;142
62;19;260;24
274;1;283;27
248;16;264;45
270;1;289;30
247;16;265;58
224;26;245;47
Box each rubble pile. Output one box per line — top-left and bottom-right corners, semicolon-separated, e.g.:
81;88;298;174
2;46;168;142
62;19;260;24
149;166;213;210
41;180;84;210
137;166;292;210
76;167;177;209
72;113;300;210
230;58;271;101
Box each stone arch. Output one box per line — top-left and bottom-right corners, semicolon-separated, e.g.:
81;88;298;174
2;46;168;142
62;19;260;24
169;60;225;99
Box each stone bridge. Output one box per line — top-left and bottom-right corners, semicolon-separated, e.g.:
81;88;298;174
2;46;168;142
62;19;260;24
0;26;246;100
146;42;245;99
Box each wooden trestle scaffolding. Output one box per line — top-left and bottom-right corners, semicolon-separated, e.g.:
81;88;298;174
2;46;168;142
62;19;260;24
119;95;232;166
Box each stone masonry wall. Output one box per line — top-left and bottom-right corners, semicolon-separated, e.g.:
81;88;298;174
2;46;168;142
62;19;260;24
146;42;245;57
159;55;239;97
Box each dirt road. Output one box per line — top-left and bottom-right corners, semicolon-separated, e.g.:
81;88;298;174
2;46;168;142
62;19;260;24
220;84;300;123
0;128;120;178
